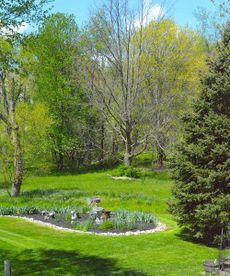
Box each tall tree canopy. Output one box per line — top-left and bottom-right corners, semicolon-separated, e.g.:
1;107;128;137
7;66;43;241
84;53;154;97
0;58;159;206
140;20;207;167
0;38;51;196
83;0;207;166
83;0;168;166
33;13;100;170
0;0;51;196
33;12;79;170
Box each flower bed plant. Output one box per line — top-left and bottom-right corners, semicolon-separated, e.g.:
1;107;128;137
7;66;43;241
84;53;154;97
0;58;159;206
110;209;157;230
0;206;88;215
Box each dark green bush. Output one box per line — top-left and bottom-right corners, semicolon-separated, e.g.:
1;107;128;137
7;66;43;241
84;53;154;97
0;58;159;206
116;165;141;178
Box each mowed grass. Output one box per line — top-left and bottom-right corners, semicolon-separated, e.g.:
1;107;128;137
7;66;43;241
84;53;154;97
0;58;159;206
0;170;217;275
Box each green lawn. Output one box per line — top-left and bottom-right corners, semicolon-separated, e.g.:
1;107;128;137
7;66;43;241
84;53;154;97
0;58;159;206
0;170;217;275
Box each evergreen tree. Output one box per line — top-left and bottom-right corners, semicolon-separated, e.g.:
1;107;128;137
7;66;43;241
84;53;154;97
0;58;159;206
170;21;230;244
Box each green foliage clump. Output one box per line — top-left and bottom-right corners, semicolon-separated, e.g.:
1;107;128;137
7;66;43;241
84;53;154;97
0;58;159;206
111;209;157;230
132;152;153;168
110;217;127;230
114;209;156;224
75;219;94;231
0;206;40;215
0;205;88;216
99;220;113;230
116;165;141;178
170;22;230;244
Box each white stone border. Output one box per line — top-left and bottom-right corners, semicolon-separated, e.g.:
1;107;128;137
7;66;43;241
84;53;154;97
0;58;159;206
2;215;167;236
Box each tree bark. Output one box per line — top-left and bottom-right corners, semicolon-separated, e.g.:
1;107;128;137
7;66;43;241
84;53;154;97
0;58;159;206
57;152;64;171
157;145;165;169
11;124;23;197
123;131;132;166
100;124;105;161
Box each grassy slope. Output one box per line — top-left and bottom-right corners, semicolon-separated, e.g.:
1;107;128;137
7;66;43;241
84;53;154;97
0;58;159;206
0;170;217;275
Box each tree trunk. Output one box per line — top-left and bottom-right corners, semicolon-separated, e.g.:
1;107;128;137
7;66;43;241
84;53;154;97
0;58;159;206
57;152;64;171
123;132;132;166
11;124;23;197
112;133;118;155
157;145;165;169
100;124;105;161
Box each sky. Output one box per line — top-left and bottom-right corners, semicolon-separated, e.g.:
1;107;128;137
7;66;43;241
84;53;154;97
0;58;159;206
45;0;216;29
18;0;217;34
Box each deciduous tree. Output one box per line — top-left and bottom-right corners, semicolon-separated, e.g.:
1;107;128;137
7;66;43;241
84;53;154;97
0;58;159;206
140;20;207;167
83;0;165;166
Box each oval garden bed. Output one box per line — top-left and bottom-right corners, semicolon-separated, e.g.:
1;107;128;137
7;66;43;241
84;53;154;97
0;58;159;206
0;205;166;235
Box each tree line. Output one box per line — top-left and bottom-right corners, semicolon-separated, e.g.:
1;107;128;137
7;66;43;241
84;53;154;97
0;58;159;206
0;0;209;196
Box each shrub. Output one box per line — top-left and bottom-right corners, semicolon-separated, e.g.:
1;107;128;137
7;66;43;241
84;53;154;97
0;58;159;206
99;220;113;230
132;152;153;167
75;219;94;231
116;165;141;178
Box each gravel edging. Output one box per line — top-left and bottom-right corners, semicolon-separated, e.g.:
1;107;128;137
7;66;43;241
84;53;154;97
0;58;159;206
2;215;167;236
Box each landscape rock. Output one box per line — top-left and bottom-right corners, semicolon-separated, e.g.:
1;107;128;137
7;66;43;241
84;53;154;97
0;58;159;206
71;211;79;221
41;210;48;216
45;212;55;219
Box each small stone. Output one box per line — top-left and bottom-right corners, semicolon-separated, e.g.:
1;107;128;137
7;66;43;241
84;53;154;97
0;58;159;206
95;217;103;225
46;212;55;219
71;211;79;221
41;210;48;216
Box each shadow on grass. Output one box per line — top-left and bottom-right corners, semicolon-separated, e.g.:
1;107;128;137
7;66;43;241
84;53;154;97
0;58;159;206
174;228;218;248
0;249;146;276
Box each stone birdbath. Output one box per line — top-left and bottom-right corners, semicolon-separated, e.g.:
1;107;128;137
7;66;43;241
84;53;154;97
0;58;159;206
89;197;111;225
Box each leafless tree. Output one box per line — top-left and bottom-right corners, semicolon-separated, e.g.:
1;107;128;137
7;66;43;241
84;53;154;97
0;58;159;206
83;0;165;165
